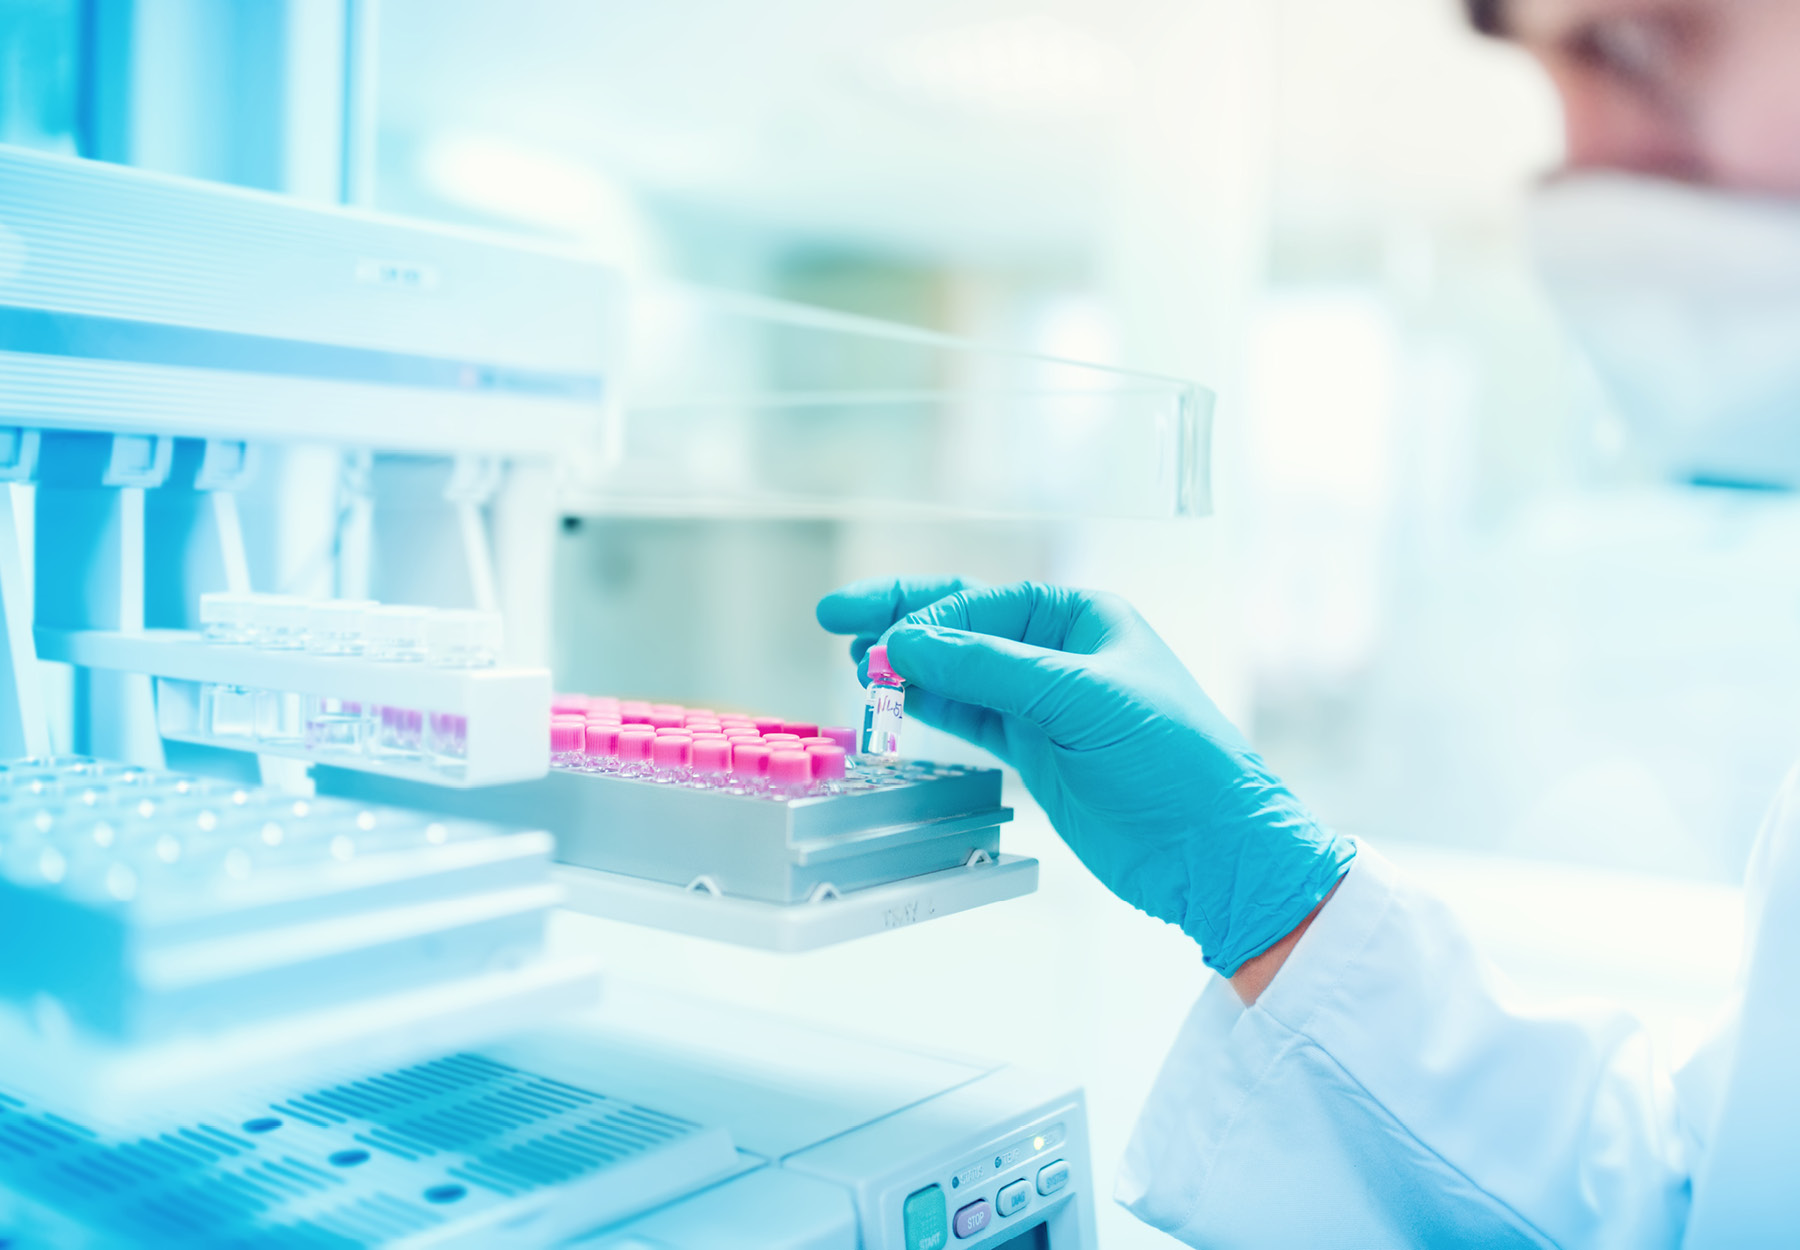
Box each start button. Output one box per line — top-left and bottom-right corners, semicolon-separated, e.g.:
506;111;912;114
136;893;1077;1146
904;1184;949;1250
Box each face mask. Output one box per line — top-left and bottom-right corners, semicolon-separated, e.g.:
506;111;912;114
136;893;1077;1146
1528;173;1800;490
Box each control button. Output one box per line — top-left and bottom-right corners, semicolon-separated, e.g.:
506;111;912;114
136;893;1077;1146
953;1199;992;1239
1036;1159;1070;1197
996;1179;1032;1218
904;1184;949;1250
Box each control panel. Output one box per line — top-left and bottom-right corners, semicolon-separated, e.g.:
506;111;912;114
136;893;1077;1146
783;1066;1096;1249
903;1121;1074;1248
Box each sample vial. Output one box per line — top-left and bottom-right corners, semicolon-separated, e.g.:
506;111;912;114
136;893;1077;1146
649;733;692;781
426;608;504;670
691;738;732;784
807;744;848;786
248;594;309;650
860;644;905;756
198;592;256;644
550;717;587;766
364;606;430;761
425;609;504;774
198;592;257;738
615;727;657;777
304;600;376;754
244;595;308;746
767;749;814;798
203;684;257;739
582;721;622;772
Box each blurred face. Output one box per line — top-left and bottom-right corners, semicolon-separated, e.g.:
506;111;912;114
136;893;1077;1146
1500;0;1800;192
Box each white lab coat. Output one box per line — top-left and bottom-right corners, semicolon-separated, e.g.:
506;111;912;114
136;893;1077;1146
1115;765;1800;1247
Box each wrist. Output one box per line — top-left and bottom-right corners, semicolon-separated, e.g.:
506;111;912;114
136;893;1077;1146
1228;875;1343;1005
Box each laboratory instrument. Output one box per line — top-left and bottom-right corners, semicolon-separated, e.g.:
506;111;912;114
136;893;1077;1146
0;142;1213;1246
0;983;1095;1250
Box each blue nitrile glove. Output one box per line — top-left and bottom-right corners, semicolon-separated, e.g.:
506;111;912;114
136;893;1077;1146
816;576;1355;977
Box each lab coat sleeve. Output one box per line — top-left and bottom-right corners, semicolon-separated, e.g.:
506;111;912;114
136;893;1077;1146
1116;844;1692;1249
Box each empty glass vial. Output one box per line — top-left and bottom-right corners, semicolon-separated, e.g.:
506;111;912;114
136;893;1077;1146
364;605;430;762
304;599;377;753
860;644;905;756
197;591;257;738
424;609;504;774
250;596;307;745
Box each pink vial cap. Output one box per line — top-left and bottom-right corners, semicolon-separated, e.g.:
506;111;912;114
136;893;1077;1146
552;694;590;715
584;724;621;758
646;712;685;730
782;721;819;739
807;744;847;781
763;733;802;745
690;731;731;742
768;750;813;787
752;717;783;735
617;729;656;761
651;735;693;769
692;739;732;773
653;725;694;736
867;644;896;681
621;699;652;715
550;721;585;754
732;743;772;777
822;727;857;751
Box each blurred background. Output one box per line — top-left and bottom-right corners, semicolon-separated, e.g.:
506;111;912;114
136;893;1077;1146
3;0;1793;1241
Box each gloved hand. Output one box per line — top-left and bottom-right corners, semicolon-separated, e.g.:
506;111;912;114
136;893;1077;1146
816;576;1354;977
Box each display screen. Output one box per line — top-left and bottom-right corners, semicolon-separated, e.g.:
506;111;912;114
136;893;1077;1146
990;1222;1050;1250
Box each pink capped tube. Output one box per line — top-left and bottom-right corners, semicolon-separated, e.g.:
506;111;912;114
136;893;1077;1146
550;719;586;756
646;711;684;730
692;739;732;776
616;727;656;764
767;749;813;790
752;717;783;735
798;736;834;749
689;731;731;743
822;726;857;751
763;732;802;745
653;724;694;736
732;743;772;778
552;694;590;716
584;723;621;761
807;744;847;781
651;735;693;771
684;707;716;719
620;700;653;722
651;702;685;715
782;721;819;739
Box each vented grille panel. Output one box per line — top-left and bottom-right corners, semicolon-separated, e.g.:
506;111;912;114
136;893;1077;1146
0;1053;717;1247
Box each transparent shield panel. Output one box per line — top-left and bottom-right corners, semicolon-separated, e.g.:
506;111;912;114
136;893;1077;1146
570;284;1213;521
